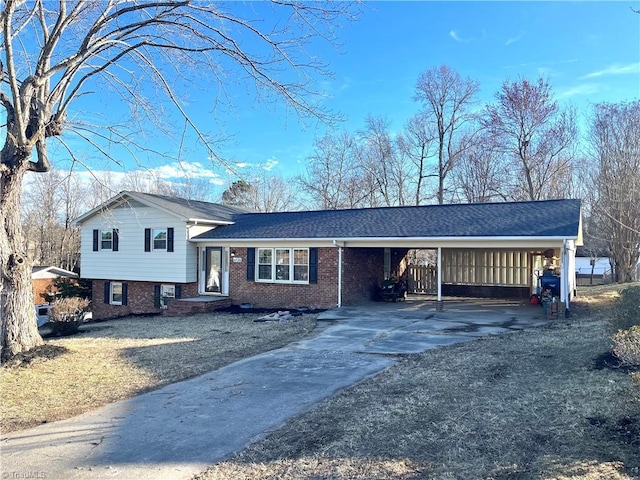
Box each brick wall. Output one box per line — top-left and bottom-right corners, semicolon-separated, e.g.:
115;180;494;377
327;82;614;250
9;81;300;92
91;279;198;320
229;246;409;309
33;278;56;304
229;247;339;309
341;247;409;303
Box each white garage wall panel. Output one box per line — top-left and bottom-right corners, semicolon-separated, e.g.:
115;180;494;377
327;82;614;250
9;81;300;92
443;249;530;286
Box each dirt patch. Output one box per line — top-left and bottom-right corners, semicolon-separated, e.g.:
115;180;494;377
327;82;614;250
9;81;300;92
197;288;640;480
0;312;317;433
2;344;68;368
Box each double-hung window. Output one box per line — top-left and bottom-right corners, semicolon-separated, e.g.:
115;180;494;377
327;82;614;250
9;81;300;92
110;282;123;305
93;229;119;251
153;229;167;250
257;248;309;283
101;230;113;250
144;227;174;252
160;284;175;308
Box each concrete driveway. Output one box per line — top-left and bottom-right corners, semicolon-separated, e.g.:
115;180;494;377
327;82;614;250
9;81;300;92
1;298;548;480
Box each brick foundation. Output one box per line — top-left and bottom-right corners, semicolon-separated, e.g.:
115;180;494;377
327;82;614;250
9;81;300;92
91;280;198;320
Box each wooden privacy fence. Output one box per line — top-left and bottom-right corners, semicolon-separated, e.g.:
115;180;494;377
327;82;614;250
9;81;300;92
407;265;437;294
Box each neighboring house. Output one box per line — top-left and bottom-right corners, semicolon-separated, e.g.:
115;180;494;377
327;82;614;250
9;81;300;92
574;246;640;285
32;266;78;304
73;191;583;320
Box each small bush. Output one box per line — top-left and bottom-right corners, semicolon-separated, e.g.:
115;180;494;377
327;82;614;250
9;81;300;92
609;285;640;333
48;297;91;336
612;326;640;367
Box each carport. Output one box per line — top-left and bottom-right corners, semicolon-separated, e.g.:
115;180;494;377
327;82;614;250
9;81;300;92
193;199;583;314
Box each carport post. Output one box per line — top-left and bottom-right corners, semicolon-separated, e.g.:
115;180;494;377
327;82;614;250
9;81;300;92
436;247;443;311
337;245;343;308
333;240;344;308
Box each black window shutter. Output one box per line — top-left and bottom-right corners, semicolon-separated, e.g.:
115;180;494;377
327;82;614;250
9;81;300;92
153;285;161;308
175;285;182;299
93;230;99;251
104;282;110;304
309;248;318;284
144;228;151;252
122;283;128;306
247;247;255;281
113;229;119;252
167;227;174;252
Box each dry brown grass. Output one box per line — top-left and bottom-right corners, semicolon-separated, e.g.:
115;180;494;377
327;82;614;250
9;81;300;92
0;311;317;433
196;285;640;480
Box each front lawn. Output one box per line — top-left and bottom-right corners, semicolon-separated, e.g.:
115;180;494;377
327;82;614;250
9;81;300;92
196;286;640;480
0;311;317;433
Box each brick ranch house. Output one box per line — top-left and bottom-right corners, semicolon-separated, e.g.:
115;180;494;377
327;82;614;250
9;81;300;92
73;191;582;320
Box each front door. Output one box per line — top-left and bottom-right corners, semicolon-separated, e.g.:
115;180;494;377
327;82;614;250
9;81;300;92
204;247;223;293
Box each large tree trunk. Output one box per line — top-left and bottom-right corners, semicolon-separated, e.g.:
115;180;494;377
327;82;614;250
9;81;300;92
1;157;43;363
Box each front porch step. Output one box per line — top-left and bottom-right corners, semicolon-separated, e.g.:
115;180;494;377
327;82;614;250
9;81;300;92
163;296;232;317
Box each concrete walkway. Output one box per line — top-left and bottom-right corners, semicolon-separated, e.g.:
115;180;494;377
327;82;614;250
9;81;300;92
1;299;548;480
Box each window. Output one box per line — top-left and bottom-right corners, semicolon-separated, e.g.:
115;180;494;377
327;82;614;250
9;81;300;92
101;230;113;250
160;284;175;308
258;248;273;280
153;229;167;250
110;282;123;305
256;248;309;283
275;249;290;280
293;249;309;281
93;229;118;251
145;227;174;252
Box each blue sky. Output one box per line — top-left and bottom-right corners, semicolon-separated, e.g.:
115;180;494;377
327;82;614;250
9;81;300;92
52;1;640;194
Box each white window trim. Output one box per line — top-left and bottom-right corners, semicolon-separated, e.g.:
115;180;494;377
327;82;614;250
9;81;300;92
160;284;175;309
255;247;310;284
153;228;168;251
101;230;113;251
110;282;123;305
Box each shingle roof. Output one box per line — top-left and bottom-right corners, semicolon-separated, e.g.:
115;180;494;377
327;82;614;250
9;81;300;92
73;191;252;225
128;192;251;222
194;199;581;240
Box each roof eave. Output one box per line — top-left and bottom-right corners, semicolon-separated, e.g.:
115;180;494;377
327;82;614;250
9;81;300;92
190;235;579;246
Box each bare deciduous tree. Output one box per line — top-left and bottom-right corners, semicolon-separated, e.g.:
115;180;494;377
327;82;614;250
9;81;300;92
589;100;640;283
482;78;578;201
23;168;84;272
450;131;506;204
396;113;436;205
414;65;479;204
0;1;357;361
355;115;414;207
298;131;367;210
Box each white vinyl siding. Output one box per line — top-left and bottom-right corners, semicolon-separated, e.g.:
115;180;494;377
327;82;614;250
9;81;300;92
80;205;196;282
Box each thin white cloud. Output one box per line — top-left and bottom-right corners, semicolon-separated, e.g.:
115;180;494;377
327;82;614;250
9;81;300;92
262;158;279;171
581;62;640;79
154;161;221;180
449;30;463;42
505;34;523;46
556;83;599;100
